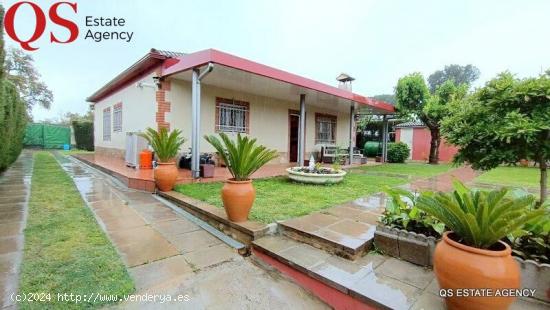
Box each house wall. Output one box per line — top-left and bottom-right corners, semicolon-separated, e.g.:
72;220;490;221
93;70;158;158
92;74;352;163
395;127;458;162
167;79;351;163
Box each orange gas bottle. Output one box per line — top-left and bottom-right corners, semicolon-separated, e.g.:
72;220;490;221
139;150;153;169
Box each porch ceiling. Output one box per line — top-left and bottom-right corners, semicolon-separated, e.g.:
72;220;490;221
171;64;363;113
163;49;394;115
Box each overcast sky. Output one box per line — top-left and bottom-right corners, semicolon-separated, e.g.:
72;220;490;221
3;0;550;121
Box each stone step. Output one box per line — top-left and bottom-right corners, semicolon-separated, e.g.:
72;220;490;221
252;235;441;310
278;193;389;260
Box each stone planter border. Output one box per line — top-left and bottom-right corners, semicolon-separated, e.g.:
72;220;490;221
286;168;347;184
514;257;550;303
374;225;437;267
375;225;550;303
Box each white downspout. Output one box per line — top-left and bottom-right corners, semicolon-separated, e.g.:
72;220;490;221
191;63;214;178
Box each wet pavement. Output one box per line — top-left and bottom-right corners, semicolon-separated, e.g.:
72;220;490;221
53;152;327;309
279;165;480;260
0;150;33;309
253;235;550;310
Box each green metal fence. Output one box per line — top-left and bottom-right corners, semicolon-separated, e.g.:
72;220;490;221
23;123;71;149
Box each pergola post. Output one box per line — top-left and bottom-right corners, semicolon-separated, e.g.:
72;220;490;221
348;104;355;165
381;115;389;163
191;68;201;179
298;94;306;166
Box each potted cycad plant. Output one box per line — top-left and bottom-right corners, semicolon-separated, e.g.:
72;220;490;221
204;133;278;222
416;180;546;310
140;127;185;191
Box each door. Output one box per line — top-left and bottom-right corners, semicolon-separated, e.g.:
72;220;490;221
289;111;300;162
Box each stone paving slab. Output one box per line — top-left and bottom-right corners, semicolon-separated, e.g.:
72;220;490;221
0;150;33;309
56;153;328;308
253;235;549;309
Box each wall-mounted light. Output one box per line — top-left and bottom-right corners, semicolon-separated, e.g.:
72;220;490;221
136;81;156;89
152;76;162;89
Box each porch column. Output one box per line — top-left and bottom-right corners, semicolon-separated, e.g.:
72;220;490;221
381;115;388;163
348;104;355;165
191;68;201;178
298;94;306;166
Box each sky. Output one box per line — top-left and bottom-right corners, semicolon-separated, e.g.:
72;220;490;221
3;0;550;121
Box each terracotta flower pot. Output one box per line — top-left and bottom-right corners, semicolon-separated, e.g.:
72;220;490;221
434;231;520;310
154;162;178;192
221;179;255;222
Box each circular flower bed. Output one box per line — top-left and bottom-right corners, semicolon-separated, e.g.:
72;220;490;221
286;167;347;184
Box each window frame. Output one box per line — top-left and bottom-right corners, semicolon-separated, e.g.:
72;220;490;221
315;113;337;144
215;97;250;134
103;107;111;141
113;102;122;132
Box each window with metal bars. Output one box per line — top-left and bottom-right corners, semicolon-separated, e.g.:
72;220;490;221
315;113;337;144
103;107;111;141
215;98;249;133
113;103;122;132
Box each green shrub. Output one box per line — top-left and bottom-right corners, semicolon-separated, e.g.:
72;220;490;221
140;127;185;162
387;142;410;163
417;180;546;249
204;133;279;181
72;121;94;151
0;79;27;171
381;186;444;237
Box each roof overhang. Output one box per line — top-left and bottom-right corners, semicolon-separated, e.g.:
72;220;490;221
87;49;174;102
162;49;394;114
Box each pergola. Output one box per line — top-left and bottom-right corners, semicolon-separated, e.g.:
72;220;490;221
160;49;395;178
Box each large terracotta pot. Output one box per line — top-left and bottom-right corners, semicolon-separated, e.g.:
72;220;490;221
154;162;178;192
434;231;520;310
221;179;255;222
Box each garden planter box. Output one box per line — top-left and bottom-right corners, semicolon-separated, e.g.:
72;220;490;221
286;168;347;184
514;257;550;303
374;225;437;267
376;225;550;303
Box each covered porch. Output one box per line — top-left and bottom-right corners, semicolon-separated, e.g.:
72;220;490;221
72;153;377;192
161;49;395;178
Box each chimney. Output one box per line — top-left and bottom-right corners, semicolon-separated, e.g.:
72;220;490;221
336;73;355;91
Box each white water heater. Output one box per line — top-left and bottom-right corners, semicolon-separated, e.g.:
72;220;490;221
125;132;148;168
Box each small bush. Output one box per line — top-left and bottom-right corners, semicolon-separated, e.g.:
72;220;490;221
387;142;410;163
72;121;94;151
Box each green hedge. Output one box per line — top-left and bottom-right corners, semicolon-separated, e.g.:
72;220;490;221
72;121;94;151
387;142;410;163
0;79;27;171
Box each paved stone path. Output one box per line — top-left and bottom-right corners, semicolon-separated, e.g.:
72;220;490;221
54;153;327;309
254;235;549;310
279;165;480;259
0;150;33;309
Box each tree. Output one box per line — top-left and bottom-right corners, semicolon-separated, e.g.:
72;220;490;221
4;47;53;110
428;64;480;93
442;72;550;204
395;73;466;164
0;5;27;171
372;94;396;105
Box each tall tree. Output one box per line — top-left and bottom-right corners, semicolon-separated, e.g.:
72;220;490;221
442;72;550;204
428;64;480;93
4;47;53;110
395;73;466;164
372;94;396;105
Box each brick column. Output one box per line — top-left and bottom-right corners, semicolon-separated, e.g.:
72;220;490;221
155;79;171;130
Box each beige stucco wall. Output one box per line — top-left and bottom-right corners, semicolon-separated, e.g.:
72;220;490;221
93;71;158;151
167;79;352;163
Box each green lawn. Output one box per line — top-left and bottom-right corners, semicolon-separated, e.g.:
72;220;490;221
175;172;407;224
19;152;134;309
476;166;545;189
59;149;94;156
359;163;454;177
